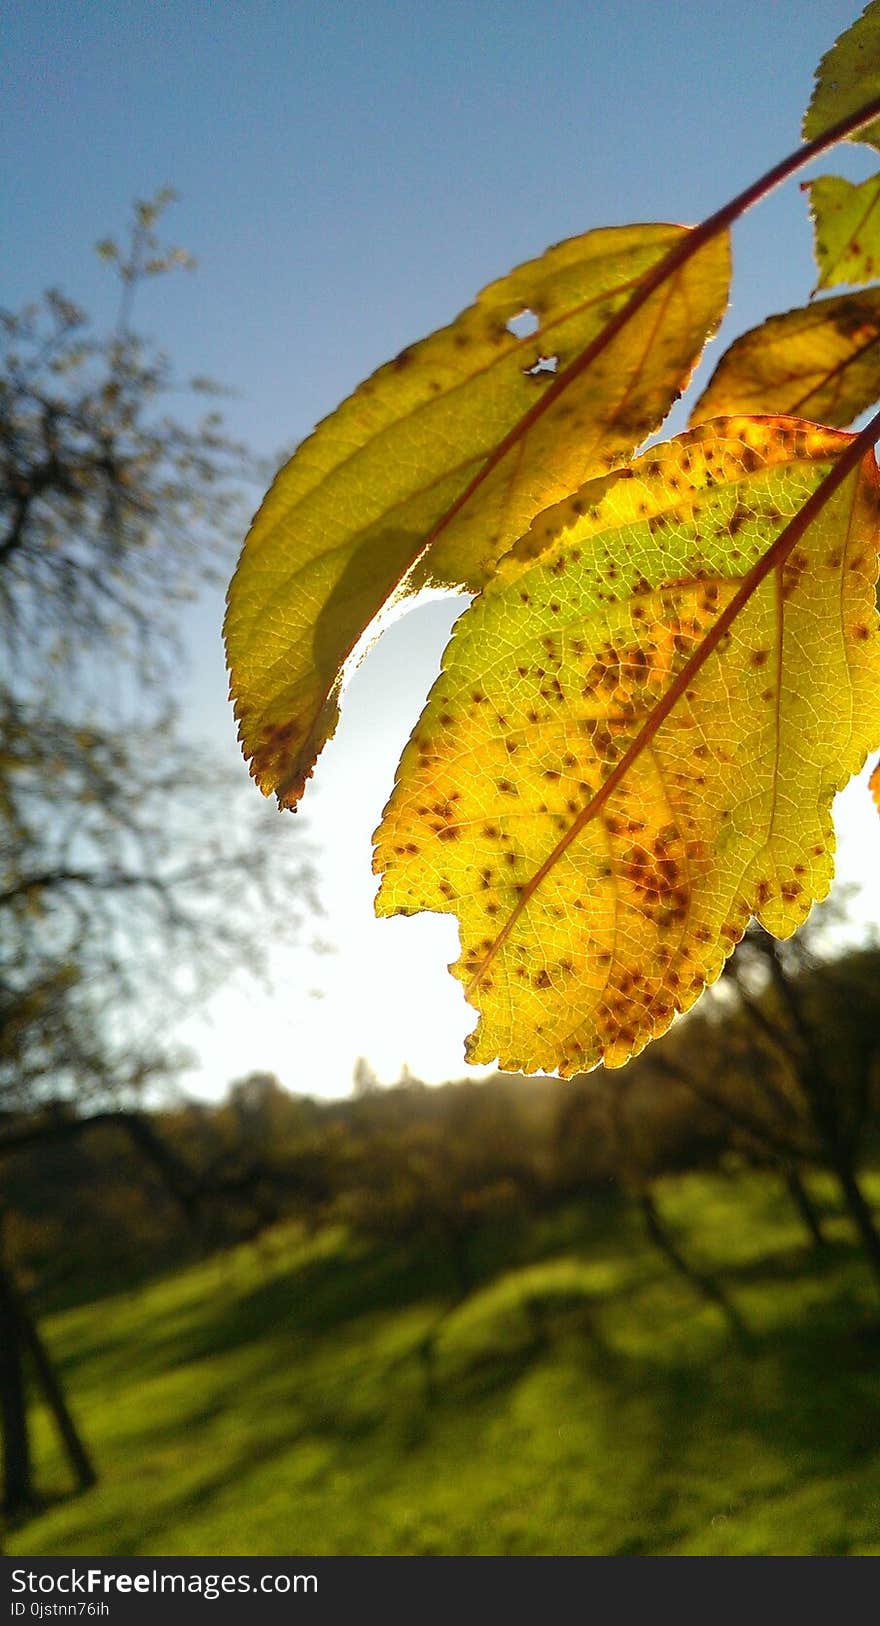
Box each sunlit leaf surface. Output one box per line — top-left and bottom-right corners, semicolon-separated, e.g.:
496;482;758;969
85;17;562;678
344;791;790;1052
803;1;880;152
691;289;880;427
807;174;880;290
375;419;880;1076
225;226;730;808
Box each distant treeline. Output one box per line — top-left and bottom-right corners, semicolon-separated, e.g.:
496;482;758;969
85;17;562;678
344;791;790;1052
3;938;879;1313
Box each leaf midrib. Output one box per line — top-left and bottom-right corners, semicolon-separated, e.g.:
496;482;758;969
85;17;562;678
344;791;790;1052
464;428;877;999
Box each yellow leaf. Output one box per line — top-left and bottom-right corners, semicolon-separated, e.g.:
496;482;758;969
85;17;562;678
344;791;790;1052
374;418;880;1076
225;225;730;808
690;288;880;428
806;174;880;290
803;2;880;152
871;757;880;811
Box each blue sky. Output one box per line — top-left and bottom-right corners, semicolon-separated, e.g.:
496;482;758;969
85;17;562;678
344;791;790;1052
6;1;879;1097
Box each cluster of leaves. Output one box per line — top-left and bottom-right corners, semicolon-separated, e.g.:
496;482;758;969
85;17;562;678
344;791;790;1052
226;5;880;1077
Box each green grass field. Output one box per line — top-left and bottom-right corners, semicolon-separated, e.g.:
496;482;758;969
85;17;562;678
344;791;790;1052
9;1170;880;1556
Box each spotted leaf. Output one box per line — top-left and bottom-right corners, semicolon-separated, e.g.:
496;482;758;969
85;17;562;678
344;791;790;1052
803;1;880;153
806;174;880;291
225;225;730;808
374;418;880;1076
691;288;880;428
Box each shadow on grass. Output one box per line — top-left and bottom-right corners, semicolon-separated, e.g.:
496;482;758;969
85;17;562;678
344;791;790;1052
87;1257;880;1554
129;1197;639;1378
18;1184;880;1555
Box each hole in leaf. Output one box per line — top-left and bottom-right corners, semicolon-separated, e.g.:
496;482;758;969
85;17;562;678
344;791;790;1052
506;308;540;338
524;354;559;377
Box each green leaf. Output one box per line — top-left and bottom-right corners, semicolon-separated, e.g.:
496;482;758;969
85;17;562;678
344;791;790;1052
374;419;880;1076
803;1;880;152
806;173;880;290
225;225;730;808
690;288;880;428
